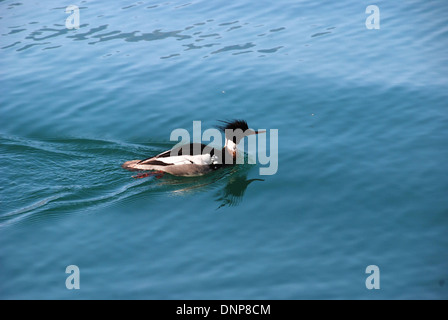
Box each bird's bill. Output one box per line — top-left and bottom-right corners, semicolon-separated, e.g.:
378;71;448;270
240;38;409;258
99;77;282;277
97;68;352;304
245;129;266;136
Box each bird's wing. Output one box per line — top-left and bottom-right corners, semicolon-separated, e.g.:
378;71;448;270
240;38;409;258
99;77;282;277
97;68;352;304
138;143;217;166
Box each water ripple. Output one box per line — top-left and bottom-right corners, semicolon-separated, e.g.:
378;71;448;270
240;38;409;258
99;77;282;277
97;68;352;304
211;42;256;54
0;134;263;227
0;2;290;59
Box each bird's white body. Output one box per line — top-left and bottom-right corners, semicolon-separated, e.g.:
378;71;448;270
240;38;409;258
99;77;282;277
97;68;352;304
122;120;264;177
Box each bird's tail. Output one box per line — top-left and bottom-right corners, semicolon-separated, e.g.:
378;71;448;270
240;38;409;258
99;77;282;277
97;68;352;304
121;160;142;171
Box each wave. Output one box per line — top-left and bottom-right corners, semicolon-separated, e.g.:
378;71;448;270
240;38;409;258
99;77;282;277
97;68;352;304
0;134;264;227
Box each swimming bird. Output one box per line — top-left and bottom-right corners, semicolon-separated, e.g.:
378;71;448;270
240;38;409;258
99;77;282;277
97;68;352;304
122;120;265;177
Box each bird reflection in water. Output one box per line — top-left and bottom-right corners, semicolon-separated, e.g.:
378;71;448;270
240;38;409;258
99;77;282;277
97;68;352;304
214;170;264;209
152;165;264;209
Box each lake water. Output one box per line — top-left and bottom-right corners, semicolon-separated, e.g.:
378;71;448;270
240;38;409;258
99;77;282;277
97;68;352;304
1;0;447;299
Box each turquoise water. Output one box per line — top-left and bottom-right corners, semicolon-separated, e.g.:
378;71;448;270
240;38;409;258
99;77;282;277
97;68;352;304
1;0;447;299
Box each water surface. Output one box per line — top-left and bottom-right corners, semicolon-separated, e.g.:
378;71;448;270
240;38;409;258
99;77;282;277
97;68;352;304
1;0;447;299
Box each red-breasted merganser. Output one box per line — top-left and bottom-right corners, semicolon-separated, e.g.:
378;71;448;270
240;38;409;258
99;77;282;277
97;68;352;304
122;120;265;177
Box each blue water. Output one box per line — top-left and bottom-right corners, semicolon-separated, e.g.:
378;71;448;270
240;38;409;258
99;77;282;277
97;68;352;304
1;0;447;299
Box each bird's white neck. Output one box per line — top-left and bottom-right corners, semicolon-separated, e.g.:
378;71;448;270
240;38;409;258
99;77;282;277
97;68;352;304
225;139;237;157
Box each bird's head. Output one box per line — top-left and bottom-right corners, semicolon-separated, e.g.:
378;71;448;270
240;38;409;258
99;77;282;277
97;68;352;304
218;119;266;157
